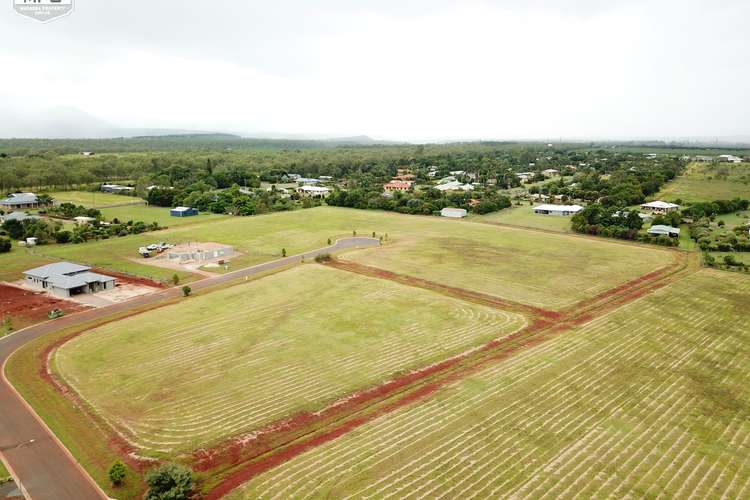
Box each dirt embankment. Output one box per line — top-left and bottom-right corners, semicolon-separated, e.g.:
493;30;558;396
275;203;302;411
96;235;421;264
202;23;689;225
0;284;90;328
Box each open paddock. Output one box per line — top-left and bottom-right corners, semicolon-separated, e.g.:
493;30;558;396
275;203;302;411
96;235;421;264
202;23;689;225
233;270;750;499
32;207;676;308
53;265;527;455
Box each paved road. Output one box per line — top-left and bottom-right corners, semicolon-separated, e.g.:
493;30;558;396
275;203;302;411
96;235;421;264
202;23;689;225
0;238;378;499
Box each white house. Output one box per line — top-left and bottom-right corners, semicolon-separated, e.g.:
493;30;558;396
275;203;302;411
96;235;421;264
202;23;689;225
296;185;330;197
74;216;97;225
440;207;467;218
542;169;559;177
532;204;583;216
641;200;680;214
718;155;743;163
648;225;680;237
435;181;473;192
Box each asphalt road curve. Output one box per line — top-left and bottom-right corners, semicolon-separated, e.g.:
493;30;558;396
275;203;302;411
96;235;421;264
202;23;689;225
0;237;378;499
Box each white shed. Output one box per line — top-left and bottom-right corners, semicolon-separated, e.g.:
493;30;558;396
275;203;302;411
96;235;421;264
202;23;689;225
441;207;468;218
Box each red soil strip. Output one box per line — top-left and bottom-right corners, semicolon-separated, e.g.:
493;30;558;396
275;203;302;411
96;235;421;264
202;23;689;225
0;284;90;328
327;260;560;320
203;254;693;497
90;268;166;288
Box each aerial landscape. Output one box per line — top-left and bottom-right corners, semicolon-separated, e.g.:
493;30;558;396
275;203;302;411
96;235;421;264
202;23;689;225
1;1;749;500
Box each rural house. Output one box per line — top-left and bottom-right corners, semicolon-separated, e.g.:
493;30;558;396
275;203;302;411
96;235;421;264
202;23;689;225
640;201;680;214
532;204;583;216
23;262;117;298
296;185;331;197
0;192;40;210
0;211;37;223
383;181;413;192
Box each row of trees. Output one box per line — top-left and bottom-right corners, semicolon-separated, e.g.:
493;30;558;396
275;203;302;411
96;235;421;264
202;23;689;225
327;187;511;215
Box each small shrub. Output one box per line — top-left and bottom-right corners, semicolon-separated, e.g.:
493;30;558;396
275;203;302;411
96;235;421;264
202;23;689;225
145;463;193;500
172;273;180;286
281;248;287;257
181;286;191;297
108;460;127;486
314;253;331;263
0;237;11;253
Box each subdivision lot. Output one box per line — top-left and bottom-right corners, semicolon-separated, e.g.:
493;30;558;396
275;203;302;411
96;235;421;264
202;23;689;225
0;284;90;332
657;162;750;202
47;190;138;208
474;205;573;232
53;265;527;455
233;269;750;499
32;207;676;306
99;205;230;228
344;230;675;310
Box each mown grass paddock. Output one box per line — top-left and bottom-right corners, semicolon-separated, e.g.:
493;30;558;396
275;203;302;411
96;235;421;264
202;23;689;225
232;270;750;499
46;190;138;208
53;265;527;455
99;205;230;228
30;207;675;301
473;204;573;232
657;162;750;202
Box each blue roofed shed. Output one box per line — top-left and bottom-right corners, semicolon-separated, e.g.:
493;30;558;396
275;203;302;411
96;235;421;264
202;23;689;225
170;206;199;217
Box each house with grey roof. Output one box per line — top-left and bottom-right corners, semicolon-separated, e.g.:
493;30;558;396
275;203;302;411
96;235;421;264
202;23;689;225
0;211;37;224
0;193;40;209
648;225;680;238
23;262;117;298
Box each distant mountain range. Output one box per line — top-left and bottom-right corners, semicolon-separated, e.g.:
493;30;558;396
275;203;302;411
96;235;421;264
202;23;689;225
0;107;397;145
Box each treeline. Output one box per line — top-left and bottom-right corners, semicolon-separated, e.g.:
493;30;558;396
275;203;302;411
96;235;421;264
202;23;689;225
147;185;311;215
327;187;511;215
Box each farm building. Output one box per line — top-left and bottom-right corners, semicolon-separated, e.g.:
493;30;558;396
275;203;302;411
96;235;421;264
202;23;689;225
383;181;413;192
296;185;331;197
164;242;234;264
101;183;135;194
532;204;583;216
648;225;681;237
170;206;199;217
641;201;680;214
441;207;468;218
23;262;116;298
717;155;742;163
0;192;40;210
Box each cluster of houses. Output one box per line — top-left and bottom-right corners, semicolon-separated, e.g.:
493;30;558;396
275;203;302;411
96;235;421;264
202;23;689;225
694;155;744;164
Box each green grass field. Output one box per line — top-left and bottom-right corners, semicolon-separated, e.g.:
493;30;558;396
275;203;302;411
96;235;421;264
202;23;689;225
233;270;750;499
474;205;573;232
0;248;56;282
53;265;526;455
46;190;140;208
99;205;230;228
28;207;675;304
657;163;750;202
0;459;9;481
344;224;674;310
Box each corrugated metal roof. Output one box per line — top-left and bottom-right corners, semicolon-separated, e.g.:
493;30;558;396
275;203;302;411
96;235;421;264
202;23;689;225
24;262;91;278
1;193;38;205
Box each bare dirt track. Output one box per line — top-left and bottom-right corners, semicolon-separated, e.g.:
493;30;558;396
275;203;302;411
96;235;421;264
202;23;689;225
0;284;90;329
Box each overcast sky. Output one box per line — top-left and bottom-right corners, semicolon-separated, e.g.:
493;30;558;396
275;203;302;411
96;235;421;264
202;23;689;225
0;0;748;141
